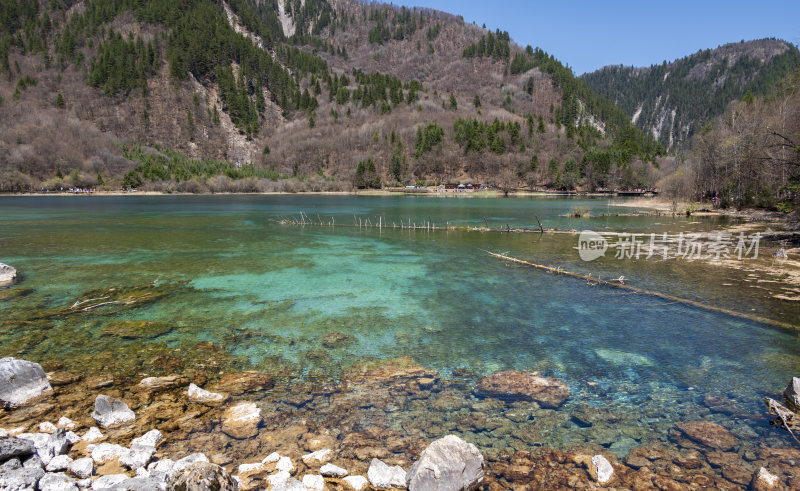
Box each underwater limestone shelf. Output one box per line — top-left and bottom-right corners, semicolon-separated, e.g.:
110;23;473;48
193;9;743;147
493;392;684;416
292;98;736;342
0;263;17;286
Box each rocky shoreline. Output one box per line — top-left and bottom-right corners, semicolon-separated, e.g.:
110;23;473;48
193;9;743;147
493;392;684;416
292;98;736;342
2;356;800;489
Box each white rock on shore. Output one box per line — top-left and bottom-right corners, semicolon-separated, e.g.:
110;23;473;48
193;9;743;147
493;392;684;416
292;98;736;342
0;263;16;285
301;448;331;464
591;454;614;483
44;454;72;472
783;377;800;412
56;417;76;430
131;429;163;448
302;474;325;490
238;462;264;474
81;427;103;442
68;457;94;479
16;429;69;466
367;458;407;489
90;395;135;427
267;470;292;487
0;357;53;408
38;472;78;490
38;422;57;434
405;435;484;491
91;474;128;489
262;452;281;464
221;402;261;439
275;456;294;473
91;443;128;463
343;475;369;490
320;463;348;478
119;444;156;470
172;453;209;474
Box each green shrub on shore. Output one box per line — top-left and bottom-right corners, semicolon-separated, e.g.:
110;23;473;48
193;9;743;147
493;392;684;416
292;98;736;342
121;144;286;188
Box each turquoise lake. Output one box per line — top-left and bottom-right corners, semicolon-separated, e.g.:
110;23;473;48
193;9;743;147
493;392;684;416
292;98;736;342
1;194;798;452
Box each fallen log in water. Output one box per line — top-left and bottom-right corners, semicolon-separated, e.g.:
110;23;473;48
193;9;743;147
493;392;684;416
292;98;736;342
486;251;799;331
765;397;800;442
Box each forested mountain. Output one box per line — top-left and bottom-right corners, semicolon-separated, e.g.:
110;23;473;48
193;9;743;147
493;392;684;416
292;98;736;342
657;69;800;209
582;39;800;151
0;0;665;193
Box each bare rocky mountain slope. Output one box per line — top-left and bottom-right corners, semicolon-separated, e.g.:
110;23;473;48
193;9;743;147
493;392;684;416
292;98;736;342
1;0;665;192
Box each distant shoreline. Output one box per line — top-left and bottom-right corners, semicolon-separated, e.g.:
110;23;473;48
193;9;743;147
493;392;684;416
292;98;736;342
1;189;650;199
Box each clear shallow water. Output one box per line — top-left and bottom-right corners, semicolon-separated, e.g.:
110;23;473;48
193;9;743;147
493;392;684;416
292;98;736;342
1;195;798;451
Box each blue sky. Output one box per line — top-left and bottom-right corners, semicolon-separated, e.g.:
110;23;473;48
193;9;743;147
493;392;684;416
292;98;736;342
399;1;800;75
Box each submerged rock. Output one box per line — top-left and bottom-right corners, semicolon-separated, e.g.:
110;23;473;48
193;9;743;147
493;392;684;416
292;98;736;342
49;282;186;319
171;462;238;491
136;375;189;392
406;434;484;491
91;395;135;427
751;467;780;490
208;371;274;395
474;370;570;408
101;320;174;339
46;371;81;387
343;357;440;391
221;402;261;439
0;263;16;285
367;458;407;489
0;287;33;302
674;421;738;451
0;357;53;408
186;384;229;406
321;331;356;349
594;348;652;366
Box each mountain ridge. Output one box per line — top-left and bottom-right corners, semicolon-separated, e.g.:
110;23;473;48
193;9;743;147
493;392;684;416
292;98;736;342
581;38;800;151
3;0;778;194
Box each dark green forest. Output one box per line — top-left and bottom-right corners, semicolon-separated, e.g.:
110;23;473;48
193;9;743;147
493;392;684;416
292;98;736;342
464;39;664;163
